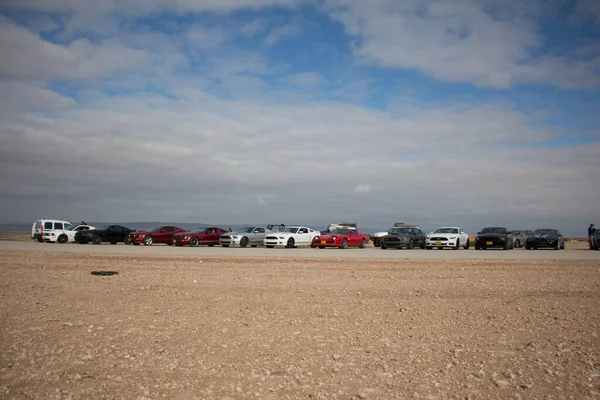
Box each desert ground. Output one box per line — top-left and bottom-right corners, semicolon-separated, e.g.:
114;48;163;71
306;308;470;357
1;242;599;400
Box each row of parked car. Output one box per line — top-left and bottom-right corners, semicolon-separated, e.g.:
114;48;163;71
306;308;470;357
31;219;578;250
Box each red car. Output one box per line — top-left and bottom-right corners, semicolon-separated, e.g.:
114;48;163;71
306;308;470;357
128;226;186;246
172;227;229;247
311;228;370;249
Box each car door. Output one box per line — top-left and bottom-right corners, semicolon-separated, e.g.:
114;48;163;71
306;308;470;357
104;226;117;242
413;228;424;246
160;227;175;243
295;228;308;245
251;228;265;245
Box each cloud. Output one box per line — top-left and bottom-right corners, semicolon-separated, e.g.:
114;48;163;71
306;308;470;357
0;20;152;81
321;0;600;89
352;184;371;194
264;22;302;46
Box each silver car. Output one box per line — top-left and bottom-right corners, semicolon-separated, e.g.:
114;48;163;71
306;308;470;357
510;230;534;248
219;226;272;248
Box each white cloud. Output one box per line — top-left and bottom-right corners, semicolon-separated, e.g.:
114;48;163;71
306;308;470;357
0;21;152;81
264;22;302;46
352;184;371;194
321;0;600;89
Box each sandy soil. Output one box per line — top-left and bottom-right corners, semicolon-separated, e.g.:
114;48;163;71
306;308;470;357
0;251;599;400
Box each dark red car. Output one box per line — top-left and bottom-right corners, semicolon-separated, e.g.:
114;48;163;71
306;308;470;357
311;228;370;249
172;227;229;247
127;226;186;246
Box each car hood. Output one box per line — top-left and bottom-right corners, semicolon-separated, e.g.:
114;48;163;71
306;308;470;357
427;233;459;238
371;231;389;237
534;234;558;239
477;232;507;237
385;233;412;238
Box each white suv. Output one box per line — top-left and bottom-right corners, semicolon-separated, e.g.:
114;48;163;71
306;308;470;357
43;224;96;243
32;219;95;244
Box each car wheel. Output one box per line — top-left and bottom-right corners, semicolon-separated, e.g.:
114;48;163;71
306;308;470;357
240;237;249;248
266;245;274;248
286;238;295;248
373;238;380;247
143;236;153;246
560;241;565;250
525;244;531;250
359;239;366;248
124;236;131;245
504;240;510;250
36;237;44;243
189;237;199;247
92;235;102;245
454;239;460;250
420;241;426;249
407;239;414;249
339;239;348;249
57;234;68;244
464;239;469;249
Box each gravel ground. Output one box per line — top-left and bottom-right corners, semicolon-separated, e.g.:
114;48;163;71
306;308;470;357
0;251;599;400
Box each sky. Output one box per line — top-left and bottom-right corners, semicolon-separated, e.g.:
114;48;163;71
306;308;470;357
0;0;599;236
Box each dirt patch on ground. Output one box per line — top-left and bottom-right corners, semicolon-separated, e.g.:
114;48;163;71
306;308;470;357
0;252;599;399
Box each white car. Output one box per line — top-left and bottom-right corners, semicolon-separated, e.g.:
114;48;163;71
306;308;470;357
426;227;470;250
264;226;320;248
42;224;96;243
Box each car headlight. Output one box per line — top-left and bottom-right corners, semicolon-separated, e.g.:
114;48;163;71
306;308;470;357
314;236;319;241
332;236;337;240
279;237;285;240
231;236;238;239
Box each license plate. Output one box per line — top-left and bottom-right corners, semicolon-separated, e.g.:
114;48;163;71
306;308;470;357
486;241;493;245
435;242;442;245
321;240;326;244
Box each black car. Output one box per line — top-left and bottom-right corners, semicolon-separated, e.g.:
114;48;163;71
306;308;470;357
591;231;600;250
380;226;425;249
525;229;564;250
74;224;134;244
474;227;513;250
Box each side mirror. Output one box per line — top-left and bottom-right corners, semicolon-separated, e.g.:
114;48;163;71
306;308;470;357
460;232;465;235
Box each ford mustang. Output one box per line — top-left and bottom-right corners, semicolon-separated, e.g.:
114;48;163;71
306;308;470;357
380;226;426;249
173;227;229;247
474;227;513;250
219;226;272;248
590;230;600;250
426;227;469;250
75;225;134;245
264;226;320;248
311;228;369;249
525;229;565;250
127;225;186;246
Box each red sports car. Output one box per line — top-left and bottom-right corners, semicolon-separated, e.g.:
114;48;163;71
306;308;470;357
311;228;370;249
172;227;229;247
128;225;186;246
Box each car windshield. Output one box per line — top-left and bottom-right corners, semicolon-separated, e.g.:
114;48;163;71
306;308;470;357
100;225;112;230
391;228;412;234
481;227;506;234
330;229;350;234
535;229;557;235
435;228;458;234
238;227;255;233
64;223;74;230
281;227;300;233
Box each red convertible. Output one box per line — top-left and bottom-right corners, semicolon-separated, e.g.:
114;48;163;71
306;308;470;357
172;227;229;247
311;228;370;249
128;225;186;246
